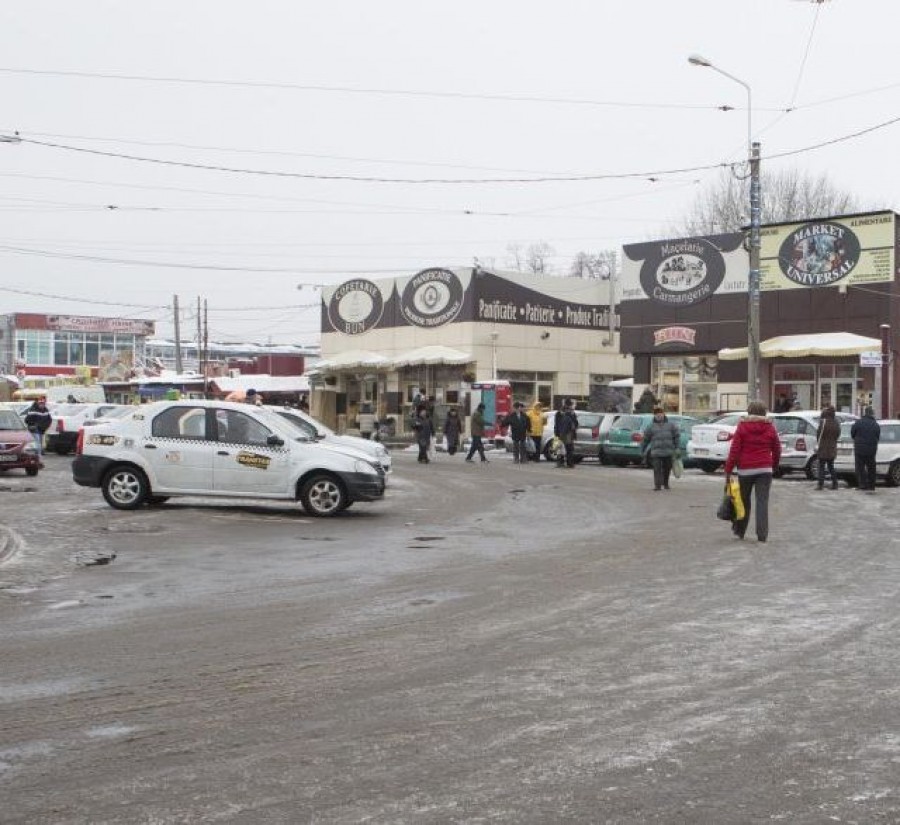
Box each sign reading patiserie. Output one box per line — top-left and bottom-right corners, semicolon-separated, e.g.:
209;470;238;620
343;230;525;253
47;315;155;335
327;279;385;335
636;238;728;306
653;326;697;347
400;268;464;328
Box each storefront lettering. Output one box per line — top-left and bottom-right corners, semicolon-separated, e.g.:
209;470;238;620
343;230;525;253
478;299;518;321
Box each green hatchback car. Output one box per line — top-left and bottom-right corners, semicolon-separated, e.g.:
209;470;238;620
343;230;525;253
601;413;700;467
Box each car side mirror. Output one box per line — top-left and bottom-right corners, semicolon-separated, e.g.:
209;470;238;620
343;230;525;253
267;435;285;447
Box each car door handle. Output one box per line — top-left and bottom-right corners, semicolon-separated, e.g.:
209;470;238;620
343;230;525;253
144;444;157;449
217;450;230;456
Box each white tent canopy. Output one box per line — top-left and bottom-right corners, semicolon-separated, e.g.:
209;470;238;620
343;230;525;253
390;345;472;368
306;350;390;374
719;332;882;361
212;374;310;393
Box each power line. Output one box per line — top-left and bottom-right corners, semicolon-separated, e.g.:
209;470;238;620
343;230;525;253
0;283;167;308
7;115;899;184
0;66;767;111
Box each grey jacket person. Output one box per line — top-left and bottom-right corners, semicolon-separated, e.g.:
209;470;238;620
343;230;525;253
643;418;680;458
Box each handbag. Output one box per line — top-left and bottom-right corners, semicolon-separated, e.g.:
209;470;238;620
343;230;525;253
717;489;736;521
672;452;683;479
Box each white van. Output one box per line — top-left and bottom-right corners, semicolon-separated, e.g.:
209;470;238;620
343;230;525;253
72;400;386;516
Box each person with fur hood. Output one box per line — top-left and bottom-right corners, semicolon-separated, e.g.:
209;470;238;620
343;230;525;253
724;401;781;543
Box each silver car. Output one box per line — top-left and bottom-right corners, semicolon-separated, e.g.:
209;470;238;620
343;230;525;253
834;420;900;487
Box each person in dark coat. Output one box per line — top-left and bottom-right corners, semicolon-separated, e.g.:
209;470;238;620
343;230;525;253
504;401;530;464
465;403;488;463
634;387;657;414
725;401;782;543
24;397;52;457
850;406;881;491
554;399;578;468
643;407;680;491
815;405;841;490
443;408;462;456
412;407;434;464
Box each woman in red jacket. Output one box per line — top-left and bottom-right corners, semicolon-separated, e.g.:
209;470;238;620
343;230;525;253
724;401;782;542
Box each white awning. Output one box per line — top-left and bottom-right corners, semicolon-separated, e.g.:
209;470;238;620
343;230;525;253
390;345;472;368
305;350;390;374
608;377;634;388
211;374;310;393
719;332;882;361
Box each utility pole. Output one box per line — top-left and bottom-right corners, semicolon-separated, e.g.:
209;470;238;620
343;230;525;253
196;296;202;374
203;299;209;399
748;141;762;402
172;294;183;374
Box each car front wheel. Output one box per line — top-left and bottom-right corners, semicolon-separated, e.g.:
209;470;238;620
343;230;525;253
102;466;150;510
300;474;346;517
886;461;900;488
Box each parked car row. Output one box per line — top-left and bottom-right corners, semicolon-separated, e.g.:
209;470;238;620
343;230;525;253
687;410;857;479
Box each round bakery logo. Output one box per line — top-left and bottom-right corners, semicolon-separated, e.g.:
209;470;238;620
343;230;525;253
640;239;726;306
400;268;464;328
327;279;384;335
778;221;860;286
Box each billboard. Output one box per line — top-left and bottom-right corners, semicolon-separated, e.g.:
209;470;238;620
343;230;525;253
760;211;896;291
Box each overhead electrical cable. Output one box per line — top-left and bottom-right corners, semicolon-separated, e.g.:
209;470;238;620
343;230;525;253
6;116;898;184
0;283;167;308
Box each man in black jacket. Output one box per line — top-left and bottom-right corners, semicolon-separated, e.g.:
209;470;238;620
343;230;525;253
554;399;579;469
504;402;530;464
24;397;52;458
850;406;881;491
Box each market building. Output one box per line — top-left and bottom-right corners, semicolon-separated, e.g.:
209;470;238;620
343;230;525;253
619;210;899;417
314;266;631;432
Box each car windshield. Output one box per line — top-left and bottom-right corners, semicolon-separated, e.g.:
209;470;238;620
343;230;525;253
0;410;25;430
613;415;643;431
99;407;133;419
275;411;318;440
53;404;87;416
575;413;602;428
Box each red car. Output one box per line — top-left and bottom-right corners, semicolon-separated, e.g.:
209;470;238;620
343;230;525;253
0;408;41;476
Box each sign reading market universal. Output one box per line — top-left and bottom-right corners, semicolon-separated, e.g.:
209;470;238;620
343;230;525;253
327;278;385;335
776;220;862;287
400;268;464;328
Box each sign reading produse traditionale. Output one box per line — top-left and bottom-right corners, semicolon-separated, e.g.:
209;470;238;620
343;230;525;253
399;268;464;328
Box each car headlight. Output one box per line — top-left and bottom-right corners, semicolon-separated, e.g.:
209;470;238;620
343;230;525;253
22;443;38;453
375;444;388;458
354;459;378;475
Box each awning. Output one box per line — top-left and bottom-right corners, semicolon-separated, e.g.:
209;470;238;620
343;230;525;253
305;350;390;374
719;332;882;361
211;375;310;394
608;377;634;388
390;345;472;368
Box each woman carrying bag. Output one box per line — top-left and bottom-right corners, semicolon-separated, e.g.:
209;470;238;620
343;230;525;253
724;401;781;543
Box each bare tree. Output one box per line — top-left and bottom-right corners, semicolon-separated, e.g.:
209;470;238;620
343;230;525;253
676;167;861;236
569;250;617;279
525;241;555;274
505;243;525;271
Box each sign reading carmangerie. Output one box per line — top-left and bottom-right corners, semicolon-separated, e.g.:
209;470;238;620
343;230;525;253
762;211;895;291
400;268;464;328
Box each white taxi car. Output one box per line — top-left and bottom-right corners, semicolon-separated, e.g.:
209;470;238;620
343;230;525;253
72;400;386;516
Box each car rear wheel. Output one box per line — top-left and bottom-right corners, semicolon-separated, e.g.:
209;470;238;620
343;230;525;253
886;461;900;488
697;460;720;474
805;456;819;481
26;467;38;477
102;465;149;510
599;449;611;466
300;474;346;517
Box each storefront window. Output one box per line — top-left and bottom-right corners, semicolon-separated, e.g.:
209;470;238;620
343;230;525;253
85;334;100;366
651;355;718;417
54;332;71;365
17;331;52;365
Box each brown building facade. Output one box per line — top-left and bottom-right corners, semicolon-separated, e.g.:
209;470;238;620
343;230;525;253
620;211;899;417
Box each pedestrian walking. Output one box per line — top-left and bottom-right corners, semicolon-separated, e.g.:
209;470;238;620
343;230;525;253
554;399;578;468
526;401;544;462
850;406;880;491
412;407;434;464
815;405;841;490
504;402;530;464
724;401;781;543
24;397;52;458
443;407;462;456
465;403;488;463
642;407;680;491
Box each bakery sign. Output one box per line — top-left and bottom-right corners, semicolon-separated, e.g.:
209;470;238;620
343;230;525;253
654;326;697;347
327;278;385;335
399;268;464;328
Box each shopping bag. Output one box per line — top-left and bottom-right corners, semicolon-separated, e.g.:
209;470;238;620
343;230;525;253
727;477;746;521
548;436;564;461
427;437;437;461
716;490;735;521
525;437;536;455
672;453;684;479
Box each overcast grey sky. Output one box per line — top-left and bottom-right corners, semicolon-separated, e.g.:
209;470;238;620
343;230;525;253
1;0;897;344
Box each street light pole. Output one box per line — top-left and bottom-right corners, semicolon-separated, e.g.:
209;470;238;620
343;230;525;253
689;54;762;401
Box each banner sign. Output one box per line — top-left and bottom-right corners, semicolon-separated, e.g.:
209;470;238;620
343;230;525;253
761;211;895;291
46;315;155;335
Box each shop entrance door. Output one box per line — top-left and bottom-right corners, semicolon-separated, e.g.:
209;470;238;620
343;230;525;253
659;370;682;413
819;380;854;414
536;382;553;408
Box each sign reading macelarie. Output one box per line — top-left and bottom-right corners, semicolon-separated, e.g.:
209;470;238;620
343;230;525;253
760;210;896;290
322;267;617;335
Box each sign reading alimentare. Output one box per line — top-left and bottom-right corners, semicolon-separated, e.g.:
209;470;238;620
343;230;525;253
620;233;747;306
761;211;895;290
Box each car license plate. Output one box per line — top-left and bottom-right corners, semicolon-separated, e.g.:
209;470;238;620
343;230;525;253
693;448;709;456
0;454;17;462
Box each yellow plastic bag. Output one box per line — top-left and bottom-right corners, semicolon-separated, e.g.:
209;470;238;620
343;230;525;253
727;477;746;521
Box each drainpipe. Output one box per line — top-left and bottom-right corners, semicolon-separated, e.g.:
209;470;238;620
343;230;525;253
881;324;891;418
